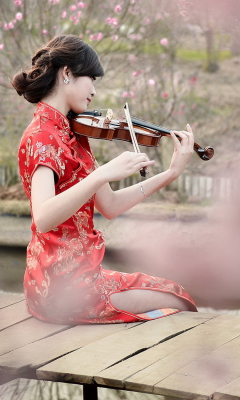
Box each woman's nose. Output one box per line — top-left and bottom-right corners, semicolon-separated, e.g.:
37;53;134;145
91;84;96;97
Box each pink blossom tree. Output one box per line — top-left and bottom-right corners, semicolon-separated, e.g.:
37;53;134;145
0;0;235;186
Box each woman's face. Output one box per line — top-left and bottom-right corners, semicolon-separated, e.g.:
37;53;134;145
65;75;96;114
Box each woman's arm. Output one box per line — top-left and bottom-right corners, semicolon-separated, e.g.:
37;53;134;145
94;169;175;220
32;126;193;232
31;150;154;232
95;126;194;219
31;165;107;233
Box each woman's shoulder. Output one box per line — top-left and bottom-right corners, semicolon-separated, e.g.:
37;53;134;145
20;113;65;148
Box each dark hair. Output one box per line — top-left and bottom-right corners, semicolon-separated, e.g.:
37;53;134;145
11;34;104;103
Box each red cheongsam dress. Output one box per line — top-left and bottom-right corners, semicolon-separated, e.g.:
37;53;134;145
18;102;197;324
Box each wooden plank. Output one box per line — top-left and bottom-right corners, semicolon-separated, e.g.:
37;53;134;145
0;322;140;375
96;342;209;391
95;314;240;398
0;316;69;357
214;377;240;400
0;300;31;331
0;292;24;309
151;315;240;399
152;349;240;399
95;313;226;391
37;312;218;386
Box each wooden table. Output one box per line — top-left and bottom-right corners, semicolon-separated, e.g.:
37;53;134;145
1;292;240;400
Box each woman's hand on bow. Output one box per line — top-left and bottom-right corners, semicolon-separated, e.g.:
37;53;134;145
99;151;155;183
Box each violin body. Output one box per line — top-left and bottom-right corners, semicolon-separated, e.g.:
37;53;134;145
69;111;214;161
70;115;115;140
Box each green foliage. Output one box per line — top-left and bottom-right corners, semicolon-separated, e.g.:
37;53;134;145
0;200;30;216
177;48;232;62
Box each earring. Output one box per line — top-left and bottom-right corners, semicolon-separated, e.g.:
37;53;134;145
64;77;70;84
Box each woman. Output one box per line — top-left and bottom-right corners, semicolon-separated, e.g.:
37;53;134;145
12;34;197;324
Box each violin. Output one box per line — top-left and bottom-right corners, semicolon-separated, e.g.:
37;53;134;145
69;109;214;162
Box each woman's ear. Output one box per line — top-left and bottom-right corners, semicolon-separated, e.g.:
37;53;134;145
62;66;71;85
62;66;70;79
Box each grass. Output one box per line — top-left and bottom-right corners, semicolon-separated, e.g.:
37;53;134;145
176;48;232;62
0;199;211;221
0;200;30;217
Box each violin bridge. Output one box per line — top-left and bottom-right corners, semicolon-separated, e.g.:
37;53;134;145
105;109;113;123
102;109;113;128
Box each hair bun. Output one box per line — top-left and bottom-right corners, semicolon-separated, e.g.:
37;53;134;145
11;34;104;104
32;48;50;66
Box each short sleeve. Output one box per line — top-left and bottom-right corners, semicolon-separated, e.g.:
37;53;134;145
18;129;66;198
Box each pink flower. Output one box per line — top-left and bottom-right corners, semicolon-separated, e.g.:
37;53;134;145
129;91;135;98
70;5;77;11
78;1;86;8
98;32;103;39
8;22;14;29
148;79;155;85
112;18;118;26
190;76;198;85
89;32;103;41
160;38;168;46
112;35;119;42
42;29;48;35
122;91;128;98
14;0;22;5
0;44;4;50
132;70;142;77
143;18;151;25
106;17;118;26
62;10;67;18
114;4;122;13
161;92;169;99
15;12;23;20
129;33;142;40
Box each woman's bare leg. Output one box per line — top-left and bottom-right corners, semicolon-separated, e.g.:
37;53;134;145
110;289;195;314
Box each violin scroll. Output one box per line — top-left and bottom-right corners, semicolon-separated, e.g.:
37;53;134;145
194;144;214;161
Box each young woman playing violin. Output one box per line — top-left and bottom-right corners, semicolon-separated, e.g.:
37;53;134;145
12;34;197;324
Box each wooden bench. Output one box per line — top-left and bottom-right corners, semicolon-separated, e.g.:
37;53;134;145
1;292;240;400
